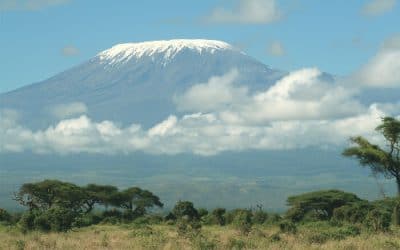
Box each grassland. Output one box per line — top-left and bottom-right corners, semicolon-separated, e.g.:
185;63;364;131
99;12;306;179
1;223;400;250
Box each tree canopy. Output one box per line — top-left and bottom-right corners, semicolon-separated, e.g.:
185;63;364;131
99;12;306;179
286;190;362;221
343;116;400;194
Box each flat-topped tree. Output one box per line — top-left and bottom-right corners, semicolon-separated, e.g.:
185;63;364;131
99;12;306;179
110;187;163;216
343;117;400;196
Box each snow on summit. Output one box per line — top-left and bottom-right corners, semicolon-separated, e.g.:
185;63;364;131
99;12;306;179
97;39;237;65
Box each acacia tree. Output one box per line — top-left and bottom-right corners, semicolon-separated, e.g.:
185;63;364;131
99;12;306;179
343;117;400;195
84;184;118;213
111;187;163;216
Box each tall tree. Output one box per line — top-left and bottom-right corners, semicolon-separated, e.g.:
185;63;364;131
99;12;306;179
343;117;400;196
111;187;163;215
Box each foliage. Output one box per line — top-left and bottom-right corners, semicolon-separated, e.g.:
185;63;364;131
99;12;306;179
0;208;11;223
365;208;391;232
286;190;362;222
172;200;199;221
197;208;209;218
252;209;268;224
343;117;400;195
211;208;226;226
231;209;253;235
176;217;202;238
279;220;297;234
332;201;373;224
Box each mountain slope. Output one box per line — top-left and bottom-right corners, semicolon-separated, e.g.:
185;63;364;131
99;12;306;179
0;39;285;129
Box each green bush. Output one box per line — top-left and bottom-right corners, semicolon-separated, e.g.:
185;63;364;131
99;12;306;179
212;208;226;226
176;218;202;238
231;209;253;235
265;213;282;225
18;211;36;232
279;220;297;234
252;210;268;224
172;201;199;221
332;201;372;224
33;212;51;231
197;208;209;218
365;208;391;232
72;213;102;227
0;208;11;222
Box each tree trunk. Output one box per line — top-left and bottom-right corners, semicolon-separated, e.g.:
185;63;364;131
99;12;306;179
397;177;400;197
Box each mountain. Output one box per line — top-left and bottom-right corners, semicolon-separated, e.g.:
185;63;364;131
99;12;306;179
1;39;394;211
0;39;285;129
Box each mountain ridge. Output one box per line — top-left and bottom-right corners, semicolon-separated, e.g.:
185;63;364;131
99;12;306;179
0;39;285;129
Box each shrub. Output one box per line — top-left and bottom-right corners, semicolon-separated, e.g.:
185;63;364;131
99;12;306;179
33;213;51;231
102;209;122;219
18;211;36;232
265;213;282;225
176;217;202;238
0;208;11;222
172;201;199;221
211;208;226;226
232;209;253;235
197;208;209;218
332;201;372;224
365;208;391;232
73;213;102;228
279;220;297;234
286;190;362;222
252;210;268;224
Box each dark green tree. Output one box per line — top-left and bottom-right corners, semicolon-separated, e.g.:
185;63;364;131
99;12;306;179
286;190;361;222
111;187;163;216
172;200;199;221
84;184;118;213
343;117;400;195
14;180;87;212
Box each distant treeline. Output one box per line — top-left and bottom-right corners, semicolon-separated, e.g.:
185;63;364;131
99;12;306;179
0;179;399;235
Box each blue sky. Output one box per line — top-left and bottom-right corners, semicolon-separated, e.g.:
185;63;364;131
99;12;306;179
0;0;399;93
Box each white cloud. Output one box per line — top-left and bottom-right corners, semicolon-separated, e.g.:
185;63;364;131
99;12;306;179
362;0;396;16
50;102;88;119
176;68;365;124
174;69;248;112
0;0;70;11
267;41;285;56
2;66;397;156
0;104;389;156
206;0;281;24
62;45;80;57
352;35;400;88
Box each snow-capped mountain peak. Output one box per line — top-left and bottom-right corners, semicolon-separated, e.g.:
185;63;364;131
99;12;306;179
97;39;237;65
